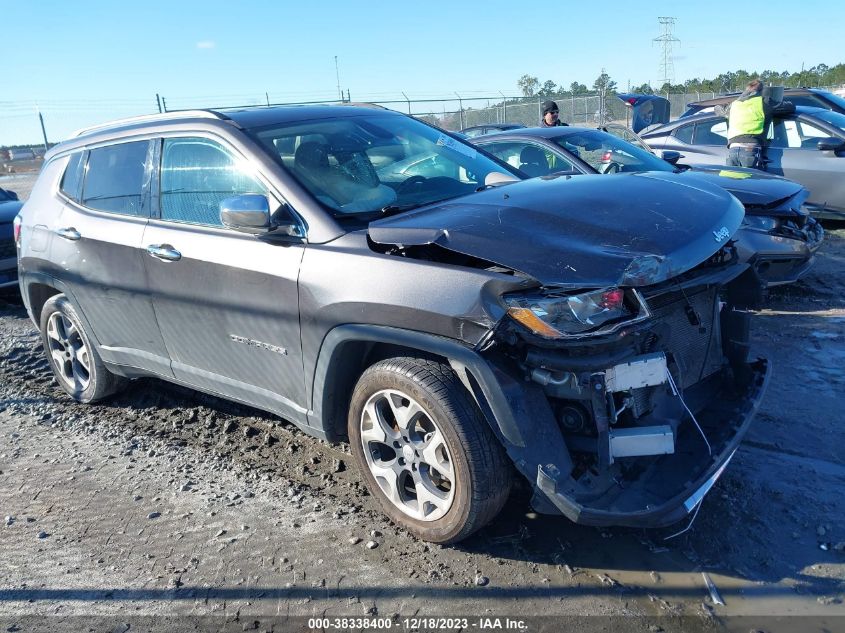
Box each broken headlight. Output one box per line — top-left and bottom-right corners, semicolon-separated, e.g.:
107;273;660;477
504;288;649;339
741;215;779;231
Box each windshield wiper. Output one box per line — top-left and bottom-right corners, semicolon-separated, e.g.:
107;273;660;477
380;203;422;216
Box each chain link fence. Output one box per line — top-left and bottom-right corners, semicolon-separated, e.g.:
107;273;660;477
374;87;842;131
376;92;735;131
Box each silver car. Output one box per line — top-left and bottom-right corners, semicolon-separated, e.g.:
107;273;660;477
641;106;845;219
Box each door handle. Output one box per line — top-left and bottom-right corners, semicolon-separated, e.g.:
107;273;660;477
55;227;81;241
146;244;182;262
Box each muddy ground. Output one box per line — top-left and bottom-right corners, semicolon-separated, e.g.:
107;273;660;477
1;173;844;632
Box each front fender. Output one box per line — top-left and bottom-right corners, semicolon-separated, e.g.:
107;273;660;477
306;324;573;480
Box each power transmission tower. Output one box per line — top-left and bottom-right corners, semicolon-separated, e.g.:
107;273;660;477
653;17;680;88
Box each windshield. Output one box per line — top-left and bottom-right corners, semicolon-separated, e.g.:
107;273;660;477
251;114;516;216
0;188;15;202
551;129;674;174
811;109;845;133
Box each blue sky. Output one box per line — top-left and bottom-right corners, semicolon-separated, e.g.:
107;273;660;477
2;0;843;145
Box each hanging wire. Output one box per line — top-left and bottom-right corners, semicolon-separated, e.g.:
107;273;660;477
665;367;711;456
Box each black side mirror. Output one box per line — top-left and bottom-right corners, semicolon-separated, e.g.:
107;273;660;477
817;137;845;152
661;150;682;165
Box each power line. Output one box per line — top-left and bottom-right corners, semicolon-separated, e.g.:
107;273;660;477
653;17;680;88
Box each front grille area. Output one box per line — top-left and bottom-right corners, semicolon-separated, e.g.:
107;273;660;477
646;287;722;389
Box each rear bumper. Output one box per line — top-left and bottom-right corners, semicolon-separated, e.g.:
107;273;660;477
535;358;769;527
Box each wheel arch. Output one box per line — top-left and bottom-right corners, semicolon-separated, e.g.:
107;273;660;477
306;324;530;450
22;273;103;350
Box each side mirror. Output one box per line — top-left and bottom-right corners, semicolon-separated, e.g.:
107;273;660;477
661;150;682;165
220;194;303;238
817;137;845;152
220;194;272;234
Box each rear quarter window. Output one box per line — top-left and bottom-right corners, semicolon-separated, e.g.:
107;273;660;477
59;152;84;202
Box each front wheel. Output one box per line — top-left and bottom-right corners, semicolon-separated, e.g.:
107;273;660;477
348;357;512;543
39;294;127;403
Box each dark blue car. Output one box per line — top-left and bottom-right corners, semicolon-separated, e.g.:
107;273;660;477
0;187;23;294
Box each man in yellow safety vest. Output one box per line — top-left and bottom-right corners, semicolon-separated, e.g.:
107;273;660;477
726;79;773;170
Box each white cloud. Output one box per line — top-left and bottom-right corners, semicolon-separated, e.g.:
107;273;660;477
196;41;216;49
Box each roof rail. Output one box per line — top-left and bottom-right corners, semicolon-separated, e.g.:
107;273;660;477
71;110;227;138
339;102;387;110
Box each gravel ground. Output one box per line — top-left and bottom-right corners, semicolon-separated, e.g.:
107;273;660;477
1;173;844;632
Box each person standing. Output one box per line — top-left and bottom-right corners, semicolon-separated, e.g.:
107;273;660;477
726;79;773;170
540;100;568;127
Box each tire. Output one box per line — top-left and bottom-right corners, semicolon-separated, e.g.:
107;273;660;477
39;294;127;403
348;356;512;543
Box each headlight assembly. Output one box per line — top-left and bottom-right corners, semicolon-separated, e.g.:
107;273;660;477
504;287;650;339
740;215;779;231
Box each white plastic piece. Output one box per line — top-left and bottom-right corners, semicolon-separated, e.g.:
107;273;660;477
608;425;674;463
605;352;667;393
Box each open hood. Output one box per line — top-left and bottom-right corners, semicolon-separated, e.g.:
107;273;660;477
682;166;808;216
370;173;744;288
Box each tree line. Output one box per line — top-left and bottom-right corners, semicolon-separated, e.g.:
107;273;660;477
517;63;845;97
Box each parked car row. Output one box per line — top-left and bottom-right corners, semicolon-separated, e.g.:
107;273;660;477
13;104;780;543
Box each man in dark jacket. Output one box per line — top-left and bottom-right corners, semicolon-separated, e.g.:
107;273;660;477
540;100;568;127
726;80;774;170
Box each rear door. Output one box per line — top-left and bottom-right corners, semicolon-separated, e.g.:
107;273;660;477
142;134;308;418
49;141;173;377
645;118;728;166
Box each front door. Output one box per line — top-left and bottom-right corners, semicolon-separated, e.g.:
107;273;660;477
142;135;307;419
766;117;845;213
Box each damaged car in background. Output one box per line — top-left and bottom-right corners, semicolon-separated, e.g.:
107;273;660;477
17;105;768;543
472;125;824;289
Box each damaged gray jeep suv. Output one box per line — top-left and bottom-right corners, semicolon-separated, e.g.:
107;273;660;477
17;105;769;543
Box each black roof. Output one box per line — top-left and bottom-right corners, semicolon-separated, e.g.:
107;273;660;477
218;103;397;129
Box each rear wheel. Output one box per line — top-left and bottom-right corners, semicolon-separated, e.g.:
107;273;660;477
39;294;127;402
348;356;512;543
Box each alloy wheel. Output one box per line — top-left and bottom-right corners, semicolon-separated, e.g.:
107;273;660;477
45;311;90;391
359;389;455;521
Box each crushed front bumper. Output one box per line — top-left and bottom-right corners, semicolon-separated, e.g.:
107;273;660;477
738;219;824;287
534;358;769;527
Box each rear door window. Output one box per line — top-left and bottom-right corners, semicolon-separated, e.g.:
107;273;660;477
692;120;728;145
82;141;149;216
671;123;695;144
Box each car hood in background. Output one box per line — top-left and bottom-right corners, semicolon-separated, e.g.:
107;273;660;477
0;200;24;224
369;173;744;288
681;167;809;216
